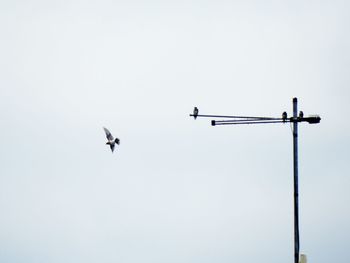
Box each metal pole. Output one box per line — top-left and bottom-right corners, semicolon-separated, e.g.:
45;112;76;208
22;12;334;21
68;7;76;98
293;97;300;263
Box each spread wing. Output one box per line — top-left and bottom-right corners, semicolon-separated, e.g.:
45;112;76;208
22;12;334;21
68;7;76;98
103;127;114;141
110;143;115;152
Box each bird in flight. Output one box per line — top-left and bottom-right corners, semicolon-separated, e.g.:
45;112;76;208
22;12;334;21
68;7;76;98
103;127;120;152
193;107;199;119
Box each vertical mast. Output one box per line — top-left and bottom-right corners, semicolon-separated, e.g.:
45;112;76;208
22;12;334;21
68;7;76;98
293;97;300;263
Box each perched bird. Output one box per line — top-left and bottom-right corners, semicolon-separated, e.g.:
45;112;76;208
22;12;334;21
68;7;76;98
103;127;120;152
193;107;199;120
282;111;287;122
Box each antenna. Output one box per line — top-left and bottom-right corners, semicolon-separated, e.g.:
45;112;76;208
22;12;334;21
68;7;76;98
190;98;321;263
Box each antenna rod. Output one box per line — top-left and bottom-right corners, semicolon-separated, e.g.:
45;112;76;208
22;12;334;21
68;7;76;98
189;114;280;120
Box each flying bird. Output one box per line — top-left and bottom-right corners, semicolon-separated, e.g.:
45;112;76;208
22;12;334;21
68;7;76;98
103;127;120;152
193;107;199;119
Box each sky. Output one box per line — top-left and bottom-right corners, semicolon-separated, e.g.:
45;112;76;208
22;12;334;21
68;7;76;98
1;0;349;263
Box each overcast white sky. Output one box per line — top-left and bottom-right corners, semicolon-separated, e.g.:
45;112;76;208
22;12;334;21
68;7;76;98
1;1;349;263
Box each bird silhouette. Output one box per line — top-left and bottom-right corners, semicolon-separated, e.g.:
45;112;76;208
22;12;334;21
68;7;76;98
282;112;287;122
103;127;120;152
193;107;199;119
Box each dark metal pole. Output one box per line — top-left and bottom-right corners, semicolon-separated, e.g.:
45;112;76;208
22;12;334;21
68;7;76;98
293;97;300;263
